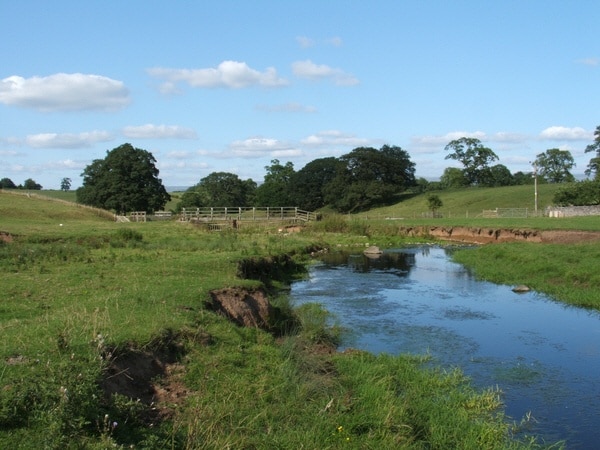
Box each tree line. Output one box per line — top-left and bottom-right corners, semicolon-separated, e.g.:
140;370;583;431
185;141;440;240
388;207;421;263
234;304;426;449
4;128;600;213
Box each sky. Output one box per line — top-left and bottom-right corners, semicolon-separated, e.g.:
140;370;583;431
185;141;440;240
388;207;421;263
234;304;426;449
1;1;598;190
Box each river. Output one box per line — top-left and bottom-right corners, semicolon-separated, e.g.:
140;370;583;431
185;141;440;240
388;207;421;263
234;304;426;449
289;246;600;448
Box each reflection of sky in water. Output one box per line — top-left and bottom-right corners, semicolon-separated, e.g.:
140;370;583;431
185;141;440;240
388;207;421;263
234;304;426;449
290;246;600;449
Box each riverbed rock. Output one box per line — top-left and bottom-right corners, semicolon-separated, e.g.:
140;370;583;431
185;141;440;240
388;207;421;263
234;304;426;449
512;285;531;293
363;245;383;256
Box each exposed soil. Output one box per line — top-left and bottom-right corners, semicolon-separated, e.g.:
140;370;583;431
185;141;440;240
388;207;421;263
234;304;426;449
100;288;277;425
0;231;13;243
206;287;273;329
398;226;600;244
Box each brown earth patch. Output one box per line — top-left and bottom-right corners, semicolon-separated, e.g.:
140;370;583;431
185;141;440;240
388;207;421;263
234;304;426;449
0;232;13;243
100;330;213;424
100;346;189;423
206;287;273;329
398;226;600;244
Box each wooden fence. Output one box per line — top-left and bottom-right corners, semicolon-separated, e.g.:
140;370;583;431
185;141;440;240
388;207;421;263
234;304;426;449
180;207;317;223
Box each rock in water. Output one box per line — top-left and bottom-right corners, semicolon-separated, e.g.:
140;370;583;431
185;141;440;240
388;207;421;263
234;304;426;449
512;285;530;293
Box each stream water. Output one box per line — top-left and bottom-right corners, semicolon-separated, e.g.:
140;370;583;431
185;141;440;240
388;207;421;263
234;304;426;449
289;246;600;448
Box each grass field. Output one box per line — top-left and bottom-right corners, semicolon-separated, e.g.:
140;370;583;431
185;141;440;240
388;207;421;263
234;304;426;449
2;187;590;448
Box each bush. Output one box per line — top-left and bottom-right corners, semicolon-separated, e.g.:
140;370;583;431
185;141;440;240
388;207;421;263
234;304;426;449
553;180;600;206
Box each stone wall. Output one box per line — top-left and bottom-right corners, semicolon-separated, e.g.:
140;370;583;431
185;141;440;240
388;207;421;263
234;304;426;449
546;205;600;217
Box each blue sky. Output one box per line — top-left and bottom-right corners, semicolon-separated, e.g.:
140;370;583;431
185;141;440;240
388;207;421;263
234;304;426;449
1;1;598;189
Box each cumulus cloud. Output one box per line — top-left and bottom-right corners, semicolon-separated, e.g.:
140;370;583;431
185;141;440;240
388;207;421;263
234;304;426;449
228;137;298;158
44;159;86;170
297;36;342;48
576;57;599;66
292;60;359;86
410;131;488;151
122;124;197;139
147;61;288;91
296;36;315;48
25;130;114;148
327;36;343;47
255;102;317;113
539;126;591;141
0;73;130;112
301;130;369;148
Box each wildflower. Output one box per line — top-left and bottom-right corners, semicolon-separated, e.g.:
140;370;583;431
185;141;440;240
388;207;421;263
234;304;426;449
337;426;343;433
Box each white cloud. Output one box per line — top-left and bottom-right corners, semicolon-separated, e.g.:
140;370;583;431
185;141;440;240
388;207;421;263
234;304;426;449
296;36;315;48
147;61;289;90
490;131;527;143
122;124;197;139
255;102;317;113
296;36;343;48
410;131;487;151
228;137;297;158
327;36;343;47
44;159;86;170
539;126;591;141
0;73;130;112
576;57;599;66
301;130;369;147
25;130;114;148
166;150;193;159
292;60;359;86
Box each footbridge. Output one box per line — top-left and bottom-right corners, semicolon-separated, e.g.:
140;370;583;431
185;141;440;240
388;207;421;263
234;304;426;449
180;207;317;228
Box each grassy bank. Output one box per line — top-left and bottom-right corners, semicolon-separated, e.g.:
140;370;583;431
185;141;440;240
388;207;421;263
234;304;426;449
450;242;600;310
0;192;552;448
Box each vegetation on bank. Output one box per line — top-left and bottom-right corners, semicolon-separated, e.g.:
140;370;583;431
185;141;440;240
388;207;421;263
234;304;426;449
0;192;567;448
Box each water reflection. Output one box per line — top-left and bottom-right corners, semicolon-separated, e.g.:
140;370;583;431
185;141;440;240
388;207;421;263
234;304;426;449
290;246;600;449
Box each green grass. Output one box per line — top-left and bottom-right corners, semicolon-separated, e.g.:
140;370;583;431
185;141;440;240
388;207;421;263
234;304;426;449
360;184;564;219
0;189;574;448
451;242;600;309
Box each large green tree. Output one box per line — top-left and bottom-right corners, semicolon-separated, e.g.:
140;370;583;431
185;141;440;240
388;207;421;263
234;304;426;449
324;145;416;212
289;157;340;211
0;178;17;189
439;167;469;189
255;159;295;206
485;164;514;187
23;178;42;190
585;125;600;180
444;137;498;186
77;143;170;213
534;148;575;183
179;172;256;209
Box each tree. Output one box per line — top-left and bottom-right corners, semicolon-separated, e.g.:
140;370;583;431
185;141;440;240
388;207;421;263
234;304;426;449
23;178;42;190
180;172;256;209
60;177;72;192
77;143;170;213
255;159;295;206
534;148;575;183
426;194;443;216
289;157;340;211
554;180;600;206
324;145;416;212
512;171;535;185
585;125;600;180
0;178;17;189
444;137;498;186
439;167;469;189
485;164;514;187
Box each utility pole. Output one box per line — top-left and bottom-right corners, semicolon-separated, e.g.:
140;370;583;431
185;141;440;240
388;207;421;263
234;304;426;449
532;161;538;213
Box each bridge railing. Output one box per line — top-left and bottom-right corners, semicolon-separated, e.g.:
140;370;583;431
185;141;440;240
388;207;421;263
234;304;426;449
180;207;316;223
